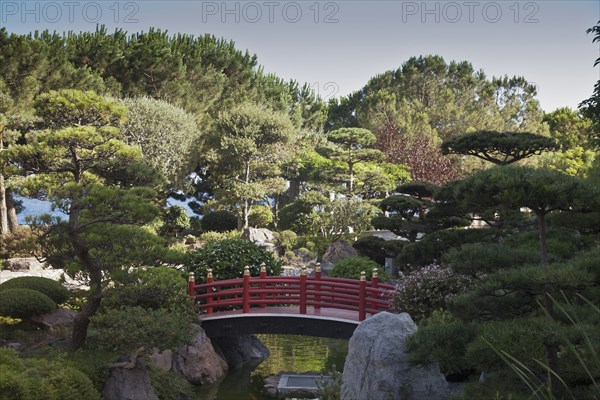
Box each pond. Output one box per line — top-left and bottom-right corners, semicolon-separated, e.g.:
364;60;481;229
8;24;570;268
196;334;348;400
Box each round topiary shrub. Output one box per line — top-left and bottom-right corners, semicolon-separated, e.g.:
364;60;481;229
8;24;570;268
329;256;388;281
201;211;238;232
0;276;69;304
391;264;472;322
0;288;56;319
186;238;282;281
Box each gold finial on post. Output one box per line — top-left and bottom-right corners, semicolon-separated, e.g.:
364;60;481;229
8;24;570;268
315;263;321;273
207;269;213;279
244;266;250;276
188;272;195;282
301;266;307;276
372;268;378;279
260;262;266;273
360;271;366;281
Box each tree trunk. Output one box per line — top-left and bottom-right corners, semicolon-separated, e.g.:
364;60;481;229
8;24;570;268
0;174;8;235
69;288;102;351
6;189;19;231
288;180;301;201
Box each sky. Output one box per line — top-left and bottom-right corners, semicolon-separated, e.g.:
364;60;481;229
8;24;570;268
1;0;599;112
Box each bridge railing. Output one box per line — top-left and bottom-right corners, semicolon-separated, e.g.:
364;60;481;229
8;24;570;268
188;264;395;321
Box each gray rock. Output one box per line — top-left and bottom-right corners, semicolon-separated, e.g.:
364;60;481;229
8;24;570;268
3;258;44;272
148;348;173;372
322;240;358;265
211;335;270;369
102;359;159;400
243;228;275;244
341;312;450;400
173;327;227;385
30;307;77;329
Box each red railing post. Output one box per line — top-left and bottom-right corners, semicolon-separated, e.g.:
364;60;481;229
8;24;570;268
243;266;251;313
370;268;379;314
359;271;367;321
206;269;214;315
314;263;321;311
259;262;266;309
300;266;307;314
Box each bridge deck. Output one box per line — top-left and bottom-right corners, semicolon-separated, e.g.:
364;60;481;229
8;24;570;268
198;306;369;323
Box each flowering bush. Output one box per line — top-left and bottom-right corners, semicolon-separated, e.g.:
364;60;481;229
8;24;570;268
391;264;471;322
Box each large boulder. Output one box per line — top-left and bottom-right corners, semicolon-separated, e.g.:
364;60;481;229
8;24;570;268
30;307;77;329
341;312;450;400
242;227;275;244
173;327;228;385
3;258;44;272
211;335;270;369
103;359;159;400
322;240;358;265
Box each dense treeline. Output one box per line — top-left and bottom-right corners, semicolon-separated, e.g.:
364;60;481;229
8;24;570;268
1;23;599;399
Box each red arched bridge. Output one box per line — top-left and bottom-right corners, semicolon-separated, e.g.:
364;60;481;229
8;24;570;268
187;265;395;339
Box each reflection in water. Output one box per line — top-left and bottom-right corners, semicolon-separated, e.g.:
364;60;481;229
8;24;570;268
196;334;348;400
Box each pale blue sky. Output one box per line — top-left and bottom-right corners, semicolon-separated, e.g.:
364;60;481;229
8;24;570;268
2;0;599;111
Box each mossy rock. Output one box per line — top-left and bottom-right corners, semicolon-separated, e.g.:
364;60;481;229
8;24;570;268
0;276;69;304
0;288;56;319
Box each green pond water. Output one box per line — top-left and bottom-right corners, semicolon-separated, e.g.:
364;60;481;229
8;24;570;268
196;334;348;400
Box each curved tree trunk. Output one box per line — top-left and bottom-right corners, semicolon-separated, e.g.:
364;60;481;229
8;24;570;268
6;188;19;231
0;175;8;235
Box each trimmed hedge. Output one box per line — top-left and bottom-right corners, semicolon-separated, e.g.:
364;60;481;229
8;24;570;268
0;288;56;319
0;276;69;304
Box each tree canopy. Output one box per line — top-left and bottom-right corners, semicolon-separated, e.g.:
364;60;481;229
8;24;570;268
441;131;559;165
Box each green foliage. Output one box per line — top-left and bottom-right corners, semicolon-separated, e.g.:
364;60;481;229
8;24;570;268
274;230;298;253
206;102;297;229
391;264;472;322
405;320;478;375
323;127;385;194
248;204;274;228
441;131;559;165
352;235;389;265
120;97;200;187
103;267;193;315
0;276;69;304
0;288;56;319
147;364;194;400
34;89;127;128
201;210;238;232
0;226;39;258
91;306;194;353
442;243;541;277
161;206;191;237
5;89;175;350
329;256;387;281
0;348;101;400
398;227;499;269
186;238;282;281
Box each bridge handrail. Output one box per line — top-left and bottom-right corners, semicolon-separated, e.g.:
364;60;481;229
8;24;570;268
188;265;395;321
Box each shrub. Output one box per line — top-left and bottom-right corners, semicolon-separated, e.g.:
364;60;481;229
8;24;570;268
0;288;56;319
186;238;282;281
0;226;39;259
391;264;471;322
329;256;388;281
147;364;194;400
91;306;194;354
0;276;69;304
103;267;193;315
201;211;238;232
161;205;190;237
248;204;273;228
0;348;101;400
274;230;298;253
